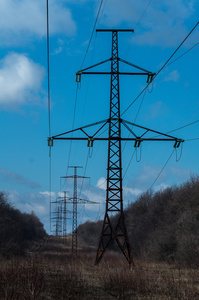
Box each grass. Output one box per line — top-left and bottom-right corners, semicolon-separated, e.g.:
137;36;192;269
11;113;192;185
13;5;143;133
0;236;199;299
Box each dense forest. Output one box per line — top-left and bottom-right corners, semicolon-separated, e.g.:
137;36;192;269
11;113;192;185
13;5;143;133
78;176;199;266
0;192;46;257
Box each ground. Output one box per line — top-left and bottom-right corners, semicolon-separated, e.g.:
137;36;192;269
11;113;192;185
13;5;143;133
0;236;199;299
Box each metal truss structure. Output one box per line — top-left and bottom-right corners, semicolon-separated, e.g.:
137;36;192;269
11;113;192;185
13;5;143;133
48;29;184;265
60;166;98;255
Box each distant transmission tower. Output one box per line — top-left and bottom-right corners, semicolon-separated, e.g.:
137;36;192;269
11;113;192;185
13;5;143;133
48;29;184;265
62;166;98;255
50;191;72;241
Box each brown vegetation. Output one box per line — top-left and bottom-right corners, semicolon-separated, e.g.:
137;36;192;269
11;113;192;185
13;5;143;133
78;176;199;267
1;176;199;299
0;241;199;300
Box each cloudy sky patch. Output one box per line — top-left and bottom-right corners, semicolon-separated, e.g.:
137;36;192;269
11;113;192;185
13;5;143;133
0;168;41;189
0;0;76;46
0;53;45;108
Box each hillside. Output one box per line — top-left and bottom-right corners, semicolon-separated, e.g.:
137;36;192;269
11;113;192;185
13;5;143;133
0;191;46;257
77;176;199;266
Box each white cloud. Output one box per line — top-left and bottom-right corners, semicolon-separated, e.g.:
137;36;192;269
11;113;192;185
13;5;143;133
154;183;170;192
96;177;106;190
40;191;56;197
0;53;45;108
123;186;142;197
170;166;191;181
0;0;76;45
144;101;168;120
0;167;41;188
100;0;196;47
164;70;180;82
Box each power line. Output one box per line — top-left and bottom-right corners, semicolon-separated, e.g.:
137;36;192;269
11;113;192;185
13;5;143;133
46;0;51;137
165;42;199;68
149;149;175;191
121;21;199;117
46;0;52;231
122;90;147;177
186;138;199;142
123;0;153;65
66;84;79;174
134;0;153;31
80;0;104;70
150;119;199;139
123;148;136;180
67;0;104;175
165;119;199;134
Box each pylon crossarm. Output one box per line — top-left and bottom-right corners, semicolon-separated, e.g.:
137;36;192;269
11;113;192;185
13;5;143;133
122;121;139;138
118;57;155;75
77;71;151;75
51;119;108;139
48;119;109;146
77;58;111;74
122;119;184;142
78;198;99;204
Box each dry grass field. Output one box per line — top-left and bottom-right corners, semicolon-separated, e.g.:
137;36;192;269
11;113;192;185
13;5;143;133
0;236;199;300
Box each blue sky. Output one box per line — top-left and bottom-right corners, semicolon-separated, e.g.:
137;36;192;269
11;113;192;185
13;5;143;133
0;0;199;234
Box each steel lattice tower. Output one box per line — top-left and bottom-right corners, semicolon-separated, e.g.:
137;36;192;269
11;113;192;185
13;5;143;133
48;29;184;266
61;166;97;255
96;30;132;265
63;166;82;255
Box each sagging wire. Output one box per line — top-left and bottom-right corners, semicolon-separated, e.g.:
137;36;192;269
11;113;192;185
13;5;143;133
136;143;142;162
123;148;136;180
46;0;52;231
175;142;183;162
147;79;154;93
148;148;175;191
89;147;93;158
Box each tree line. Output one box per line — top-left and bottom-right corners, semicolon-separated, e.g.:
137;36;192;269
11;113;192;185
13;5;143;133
78;176;199;266
0;192;46;257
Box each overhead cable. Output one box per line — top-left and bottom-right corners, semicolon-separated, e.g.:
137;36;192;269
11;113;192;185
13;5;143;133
121;21;199;116
185;138;199;142
134;0;153;31
166;42;199;68
149;149;175;191
80;0;104;70
46;0;52;230
150;119;199;139
69;0;104;178
123;148;136;179
123;0;153;64
66;84;79;173
46;0;51;137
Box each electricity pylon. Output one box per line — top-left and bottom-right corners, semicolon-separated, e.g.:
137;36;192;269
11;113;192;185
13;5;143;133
48;29;184;265
62;166;98;255
50;194;72;239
